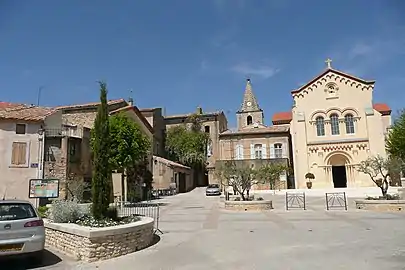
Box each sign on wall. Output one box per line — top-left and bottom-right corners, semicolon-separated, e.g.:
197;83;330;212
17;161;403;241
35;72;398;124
29;179;60;198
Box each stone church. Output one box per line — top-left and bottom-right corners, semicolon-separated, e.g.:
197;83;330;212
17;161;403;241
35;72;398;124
272;60;392;189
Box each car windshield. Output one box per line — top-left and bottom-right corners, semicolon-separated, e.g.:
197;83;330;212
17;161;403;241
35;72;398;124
0;203;37;221
208;184;219;188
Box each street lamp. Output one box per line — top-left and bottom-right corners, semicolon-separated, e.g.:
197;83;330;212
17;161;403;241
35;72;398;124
37;128;45;179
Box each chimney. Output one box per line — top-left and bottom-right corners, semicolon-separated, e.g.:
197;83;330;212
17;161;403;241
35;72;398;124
128;97;133;106
196;106;203;114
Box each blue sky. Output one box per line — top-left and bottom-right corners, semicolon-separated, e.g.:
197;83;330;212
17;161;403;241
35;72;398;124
1;0;404;126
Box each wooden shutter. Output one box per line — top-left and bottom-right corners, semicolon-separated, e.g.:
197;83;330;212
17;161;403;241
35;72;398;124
282;143;287;158
11;142;27;165
234;144;239;159
262;144;267;159
250;144;255;159
270;144;275;159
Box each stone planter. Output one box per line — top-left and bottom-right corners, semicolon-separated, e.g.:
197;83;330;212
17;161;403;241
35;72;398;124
224;200;273;211
219;194;254;202
306;181;312;189
401;178;405;187
44;217;154;262
355;200;405;211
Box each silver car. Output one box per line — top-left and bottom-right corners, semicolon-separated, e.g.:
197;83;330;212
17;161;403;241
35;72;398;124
0;200;45;260
206;184;221;196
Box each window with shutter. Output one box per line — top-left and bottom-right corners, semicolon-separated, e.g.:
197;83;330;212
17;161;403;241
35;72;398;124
11;142;28;165
274;143;283;158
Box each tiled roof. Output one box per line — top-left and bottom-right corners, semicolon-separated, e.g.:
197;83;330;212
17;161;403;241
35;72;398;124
165;111;223;119
373;103;391;115
220;125;289;136
110;105;154;133
153;156;190;169
272;111;293;124
291;68;375;95
56;99;126;110
0;103;55;122
271;103;392;124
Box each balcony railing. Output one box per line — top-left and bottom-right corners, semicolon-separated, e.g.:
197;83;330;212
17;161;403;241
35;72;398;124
45;126;90;139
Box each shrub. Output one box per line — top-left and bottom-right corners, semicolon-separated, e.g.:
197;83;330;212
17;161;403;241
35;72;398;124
49;199;88;223
37;206;49;218
256;197;264;201
234;197;241;201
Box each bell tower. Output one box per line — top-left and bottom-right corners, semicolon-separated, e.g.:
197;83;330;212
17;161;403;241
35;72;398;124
236;79;264;130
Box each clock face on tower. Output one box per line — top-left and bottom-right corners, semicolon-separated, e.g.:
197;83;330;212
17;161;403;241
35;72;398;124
247;101;251;106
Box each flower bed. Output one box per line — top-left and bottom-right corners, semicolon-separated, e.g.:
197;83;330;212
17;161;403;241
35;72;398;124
44;217;154;262
224;200;273;211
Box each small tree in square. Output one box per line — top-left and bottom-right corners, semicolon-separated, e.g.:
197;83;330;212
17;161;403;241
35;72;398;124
356;155;402;198
255;162;288;190
216;161;257;201
91;81;112;219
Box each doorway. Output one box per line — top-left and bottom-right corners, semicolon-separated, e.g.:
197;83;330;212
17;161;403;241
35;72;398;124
332;166;347;188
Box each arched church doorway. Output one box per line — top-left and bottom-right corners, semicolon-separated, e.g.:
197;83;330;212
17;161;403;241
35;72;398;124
327;153;350;188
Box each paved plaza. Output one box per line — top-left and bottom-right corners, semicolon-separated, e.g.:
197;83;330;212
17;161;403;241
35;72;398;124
3;188;405;269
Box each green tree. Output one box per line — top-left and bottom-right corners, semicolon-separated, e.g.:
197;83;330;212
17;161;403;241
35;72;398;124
356;155;402;197
91;81;112;219
386;109;405;162
165;114;210;184
255;162;287;190
109;113;151;171
216;161;257;201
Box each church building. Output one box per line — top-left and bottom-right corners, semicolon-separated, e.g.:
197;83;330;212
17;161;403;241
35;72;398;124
217;79;293;189
272;60;392;189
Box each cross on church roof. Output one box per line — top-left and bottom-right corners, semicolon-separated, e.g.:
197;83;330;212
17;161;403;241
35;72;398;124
325;58;332;69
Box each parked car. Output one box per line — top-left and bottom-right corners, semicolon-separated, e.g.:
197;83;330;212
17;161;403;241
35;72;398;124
0;200;45;261
206;184;221;196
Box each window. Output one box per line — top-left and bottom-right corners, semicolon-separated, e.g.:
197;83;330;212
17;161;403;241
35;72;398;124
315;116;325;136
16;124;26;134
274;143;283;158
235;145;243;160
254;144;262;159
345;114;355;134
204;126;210;133
330;114;340;135
247;116;253;125
11;142;27;165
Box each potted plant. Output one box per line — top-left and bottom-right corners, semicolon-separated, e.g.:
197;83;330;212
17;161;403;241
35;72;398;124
305;172;315;189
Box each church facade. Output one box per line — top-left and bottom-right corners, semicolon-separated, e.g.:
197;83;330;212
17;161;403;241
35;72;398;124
272;61;392;189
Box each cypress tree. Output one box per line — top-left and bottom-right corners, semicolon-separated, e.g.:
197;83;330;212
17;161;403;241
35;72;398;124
91;81;112;219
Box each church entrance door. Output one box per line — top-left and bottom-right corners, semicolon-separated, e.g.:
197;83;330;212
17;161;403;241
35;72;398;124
332;166;347;188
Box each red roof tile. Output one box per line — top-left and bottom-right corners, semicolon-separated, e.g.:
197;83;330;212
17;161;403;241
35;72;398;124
373;103;391;115
0;103;55;122
56;99;126;110
272;111;292;124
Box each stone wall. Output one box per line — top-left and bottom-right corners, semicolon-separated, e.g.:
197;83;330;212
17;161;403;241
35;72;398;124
45;217;154;262
224;200;273;211
355;200;405;211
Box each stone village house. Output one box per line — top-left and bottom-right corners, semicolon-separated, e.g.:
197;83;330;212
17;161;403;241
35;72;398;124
0;102;61;202
215;79;293;189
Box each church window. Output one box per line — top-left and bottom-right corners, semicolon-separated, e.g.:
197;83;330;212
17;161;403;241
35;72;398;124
247;115;253;125
330;114;340;135
315;116;325;136
274;143;283;158
345;114;355;134
254;144;262;159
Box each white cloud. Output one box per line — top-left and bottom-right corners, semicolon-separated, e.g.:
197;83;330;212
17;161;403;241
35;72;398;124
231;63;279;79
